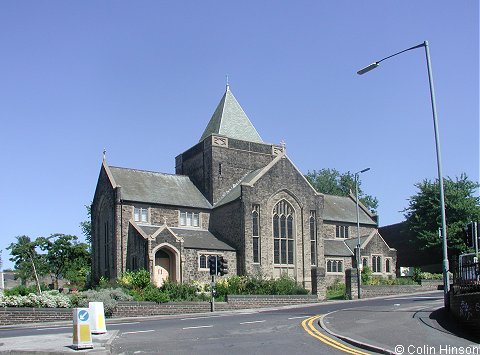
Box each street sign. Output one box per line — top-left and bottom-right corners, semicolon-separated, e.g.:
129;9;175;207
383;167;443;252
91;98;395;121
72;308;93;350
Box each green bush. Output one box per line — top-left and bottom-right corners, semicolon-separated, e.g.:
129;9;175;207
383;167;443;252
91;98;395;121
327;279;347;300
418;272;443;280
118;270;153;291
143;285;170;303
215;274;308;298
361;267;372;284
4;284;49;296
160;280;207;301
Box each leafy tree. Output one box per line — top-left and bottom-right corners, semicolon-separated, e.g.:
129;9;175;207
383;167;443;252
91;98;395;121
6;236;46;293
305;168;378;212
80;203;92;246
37;234;90;289
404;174;480;258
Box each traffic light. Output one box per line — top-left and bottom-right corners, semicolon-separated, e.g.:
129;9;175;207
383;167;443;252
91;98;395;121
465;223;474;248
208;255;217;276
217;256;228;276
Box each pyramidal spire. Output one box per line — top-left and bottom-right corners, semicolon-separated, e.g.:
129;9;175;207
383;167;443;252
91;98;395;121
199;86;263;143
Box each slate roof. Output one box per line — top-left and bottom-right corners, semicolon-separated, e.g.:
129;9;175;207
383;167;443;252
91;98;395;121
108;166;212;209
214;167;264;207
170;228;235;251
323;194;376;225
199;86;263;143
344;235;371;251
137;224;235;251
324;239;353;257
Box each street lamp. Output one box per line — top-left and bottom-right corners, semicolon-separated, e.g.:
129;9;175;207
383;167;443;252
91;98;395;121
355;167;370;300
357;41;450;307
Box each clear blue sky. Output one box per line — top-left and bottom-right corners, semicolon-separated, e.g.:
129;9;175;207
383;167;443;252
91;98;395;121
0;1;478;270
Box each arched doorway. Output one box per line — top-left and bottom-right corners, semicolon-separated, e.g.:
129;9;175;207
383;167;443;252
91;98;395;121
152;247;178;287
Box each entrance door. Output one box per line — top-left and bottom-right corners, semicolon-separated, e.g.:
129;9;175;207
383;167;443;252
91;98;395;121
153;250;170;287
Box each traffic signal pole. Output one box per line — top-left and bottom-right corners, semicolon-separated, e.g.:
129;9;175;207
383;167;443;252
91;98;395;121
211;274;215;312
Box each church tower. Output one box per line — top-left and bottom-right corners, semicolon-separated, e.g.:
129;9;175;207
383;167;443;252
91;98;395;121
175;85;284;205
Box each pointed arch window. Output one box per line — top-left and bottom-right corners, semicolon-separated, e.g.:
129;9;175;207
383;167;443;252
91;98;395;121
310;211;317;266
273;200;295;265
252;205;260;264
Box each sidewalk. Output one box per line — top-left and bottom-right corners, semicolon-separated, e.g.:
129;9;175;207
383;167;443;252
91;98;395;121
0;330;117;354
320;302;479;354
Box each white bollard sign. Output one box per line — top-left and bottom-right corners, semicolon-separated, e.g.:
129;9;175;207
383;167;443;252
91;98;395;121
89;301;107;334
72;308;93;350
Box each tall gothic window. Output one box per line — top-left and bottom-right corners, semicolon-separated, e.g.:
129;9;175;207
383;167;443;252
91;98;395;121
273;200;294;265
310;211;316;266
252;205;260;263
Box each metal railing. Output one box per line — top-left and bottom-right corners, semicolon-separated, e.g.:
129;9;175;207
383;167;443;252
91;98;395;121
453;258;480;294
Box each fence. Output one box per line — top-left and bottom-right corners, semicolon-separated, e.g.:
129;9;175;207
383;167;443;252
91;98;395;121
453;257;480;294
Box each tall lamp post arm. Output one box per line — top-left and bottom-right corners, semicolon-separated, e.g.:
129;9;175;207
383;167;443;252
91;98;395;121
357;42;426;75
356;40;450;307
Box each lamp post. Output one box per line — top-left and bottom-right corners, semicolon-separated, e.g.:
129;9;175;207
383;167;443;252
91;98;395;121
355;167;370;299
357;41;450;307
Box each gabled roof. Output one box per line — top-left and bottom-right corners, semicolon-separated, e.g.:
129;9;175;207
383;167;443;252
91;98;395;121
199;85;263;143
344;235;372;251
108;165;211;209
323;194;376;225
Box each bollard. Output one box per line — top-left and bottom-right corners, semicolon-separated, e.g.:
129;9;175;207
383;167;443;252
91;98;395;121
89;302;107;334
72;308;93;350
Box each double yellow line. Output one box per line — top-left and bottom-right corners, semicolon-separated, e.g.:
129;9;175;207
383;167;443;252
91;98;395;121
301;315;371;355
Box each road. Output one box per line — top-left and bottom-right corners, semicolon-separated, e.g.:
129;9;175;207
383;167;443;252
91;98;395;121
0;291;454;354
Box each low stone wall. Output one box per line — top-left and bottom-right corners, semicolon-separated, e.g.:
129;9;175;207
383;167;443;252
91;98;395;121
0;307;72;326
112;295;318;318
360;280;441;298
450;288;480;337
0;295;318;325
225;294;318;308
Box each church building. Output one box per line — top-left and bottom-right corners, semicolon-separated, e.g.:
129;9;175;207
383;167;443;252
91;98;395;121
91;85;396;298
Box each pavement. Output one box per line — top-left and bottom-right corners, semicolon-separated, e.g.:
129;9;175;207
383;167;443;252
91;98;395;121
0;328;118;354
320;298;480;354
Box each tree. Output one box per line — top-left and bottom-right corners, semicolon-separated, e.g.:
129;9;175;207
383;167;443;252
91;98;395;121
80;203;92;246
37;234;90;289
305;168;379;212
6;236;45;293
404;174;480;258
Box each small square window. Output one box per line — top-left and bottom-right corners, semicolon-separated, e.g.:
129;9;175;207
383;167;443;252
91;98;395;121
134;207;148;223
180;210;200;227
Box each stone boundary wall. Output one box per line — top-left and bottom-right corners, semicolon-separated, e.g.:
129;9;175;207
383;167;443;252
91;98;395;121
0;307;72;326
449;288;480;337
112;295;318;318
360;280;441;298
0;295;318;325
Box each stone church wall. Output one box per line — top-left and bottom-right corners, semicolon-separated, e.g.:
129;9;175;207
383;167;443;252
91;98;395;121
210;200;245;274
91;165;117;282
362;234;397;277
182;248;237;284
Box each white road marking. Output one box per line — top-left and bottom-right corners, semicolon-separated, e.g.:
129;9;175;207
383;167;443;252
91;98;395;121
288;316;309;320
182;325;214;330
181;315;223;321
109;322;140;326
36;326;71;331
389;296;441;300
122;330;155;335
239;320;266;325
